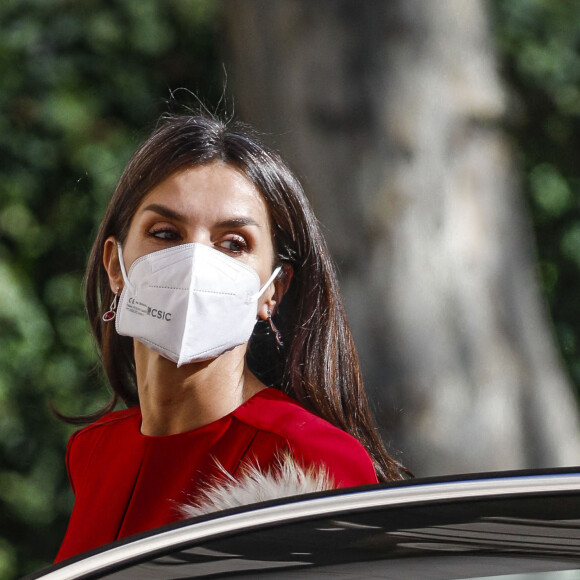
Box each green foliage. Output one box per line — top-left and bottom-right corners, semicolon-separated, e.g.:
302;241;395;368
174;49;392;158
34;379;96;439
0;1;222;577
491;0;580;388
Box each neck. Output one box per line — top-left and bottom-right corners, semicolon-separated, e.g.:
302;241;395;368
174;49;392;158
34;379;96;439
134;343;266;436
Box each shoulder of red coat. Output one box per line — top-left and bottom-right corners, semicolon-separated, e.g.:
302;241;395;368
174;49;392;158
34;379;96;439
234;387;351;441
234;388;378;486
70;406;141;440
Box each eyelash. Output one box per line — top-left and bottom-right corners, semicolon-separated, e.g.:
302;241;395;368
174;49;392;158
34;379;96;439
148;227;180;241
218;236;249;254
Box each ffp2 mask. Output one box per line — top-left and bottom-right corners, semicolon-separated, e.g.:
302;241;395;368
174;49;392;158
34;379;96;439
115;242;281;366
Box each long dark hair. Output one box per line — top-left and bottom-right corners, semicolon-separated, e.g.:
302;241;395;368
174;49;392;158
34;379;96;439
79;114;408;481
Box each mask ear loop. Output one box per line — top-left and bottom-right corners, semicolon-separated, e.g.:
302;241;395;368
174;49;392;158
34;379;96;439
116;242;135;294
248;266;282;302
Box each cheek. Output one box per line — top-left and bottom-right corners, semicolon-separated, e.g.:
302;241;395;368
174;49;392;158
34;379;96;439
118;236;142;273
256;239;277;282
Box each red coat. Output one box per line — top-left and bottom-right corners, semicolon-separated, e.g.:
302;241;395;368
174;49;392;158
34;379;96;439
55;387;378;562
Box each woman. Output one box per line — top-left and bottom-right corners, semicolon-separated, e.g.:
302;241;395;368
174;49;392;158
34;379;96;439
55;114;407;563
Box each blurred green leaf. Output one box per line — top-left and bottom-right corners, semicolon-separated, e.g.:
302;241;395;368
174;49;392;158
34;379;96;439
529;163;572;217
0;539;17;580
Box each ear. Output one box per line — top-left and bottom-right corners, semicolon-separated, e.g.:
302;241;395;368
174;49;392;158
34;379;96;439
103;236;124;293
258;264;293;321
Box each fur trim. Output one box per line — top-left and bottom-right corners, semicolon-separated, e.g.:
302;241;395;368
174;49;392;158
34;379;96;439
179;453;334;518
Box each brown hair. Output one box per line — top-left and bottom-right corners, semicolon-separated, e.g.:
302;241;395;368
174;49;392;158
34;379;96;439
81;114;408;481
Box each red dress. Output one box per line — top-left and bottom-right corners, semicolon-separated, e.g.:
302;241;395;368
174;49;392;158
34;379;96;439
55;388;378;562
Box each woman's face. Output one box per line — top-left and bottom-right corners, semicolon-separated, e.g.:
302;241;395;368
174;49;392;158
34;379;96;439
104;162;282;317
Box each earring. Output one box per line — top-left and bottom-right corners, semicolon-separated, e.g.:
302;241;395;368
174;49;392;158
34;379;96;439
267;309;284;347
102;287;119;322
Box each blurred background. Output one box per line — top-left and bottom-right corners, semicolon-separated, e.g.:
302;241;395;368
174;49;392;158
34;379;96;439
2;0;580;576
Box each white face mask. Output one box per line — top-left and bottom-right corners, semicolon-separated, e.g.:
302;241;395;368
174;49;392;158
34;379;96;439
115;242;281;367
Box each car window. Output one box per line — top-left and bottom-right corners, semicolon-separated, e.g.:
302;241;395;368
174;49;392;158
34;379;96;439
95;494;580;579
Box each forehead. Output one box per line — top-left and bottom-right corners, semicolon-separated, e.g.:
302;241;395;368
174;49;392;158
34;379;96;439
135;163;271;225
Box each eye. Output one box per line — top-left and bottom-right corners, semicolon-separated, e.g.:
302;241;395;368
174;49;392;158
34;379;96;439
148;226;181;241
216;236;248;254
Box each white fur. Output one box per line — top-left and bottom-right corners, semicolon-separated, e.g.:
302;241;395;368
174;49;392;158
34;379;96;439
179;453;334;518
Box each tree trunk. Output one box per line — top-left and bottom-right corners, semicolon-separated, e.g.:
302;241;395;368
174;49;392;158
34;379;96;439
224;0;580;475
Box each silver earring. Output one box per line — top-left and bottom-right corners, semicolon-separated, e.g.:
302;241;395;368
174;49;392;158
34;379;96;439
267;309;284;347
102;287;119;322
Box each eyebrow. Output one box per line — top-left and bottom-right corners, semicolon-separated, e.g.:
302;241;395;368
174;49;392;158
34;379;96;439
141;203;185;222
216;217;261;229
141;204;261;228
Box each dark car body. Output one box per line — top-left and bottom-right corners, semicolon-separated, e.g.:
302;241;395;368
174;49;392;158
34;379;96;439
26;468;580;579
